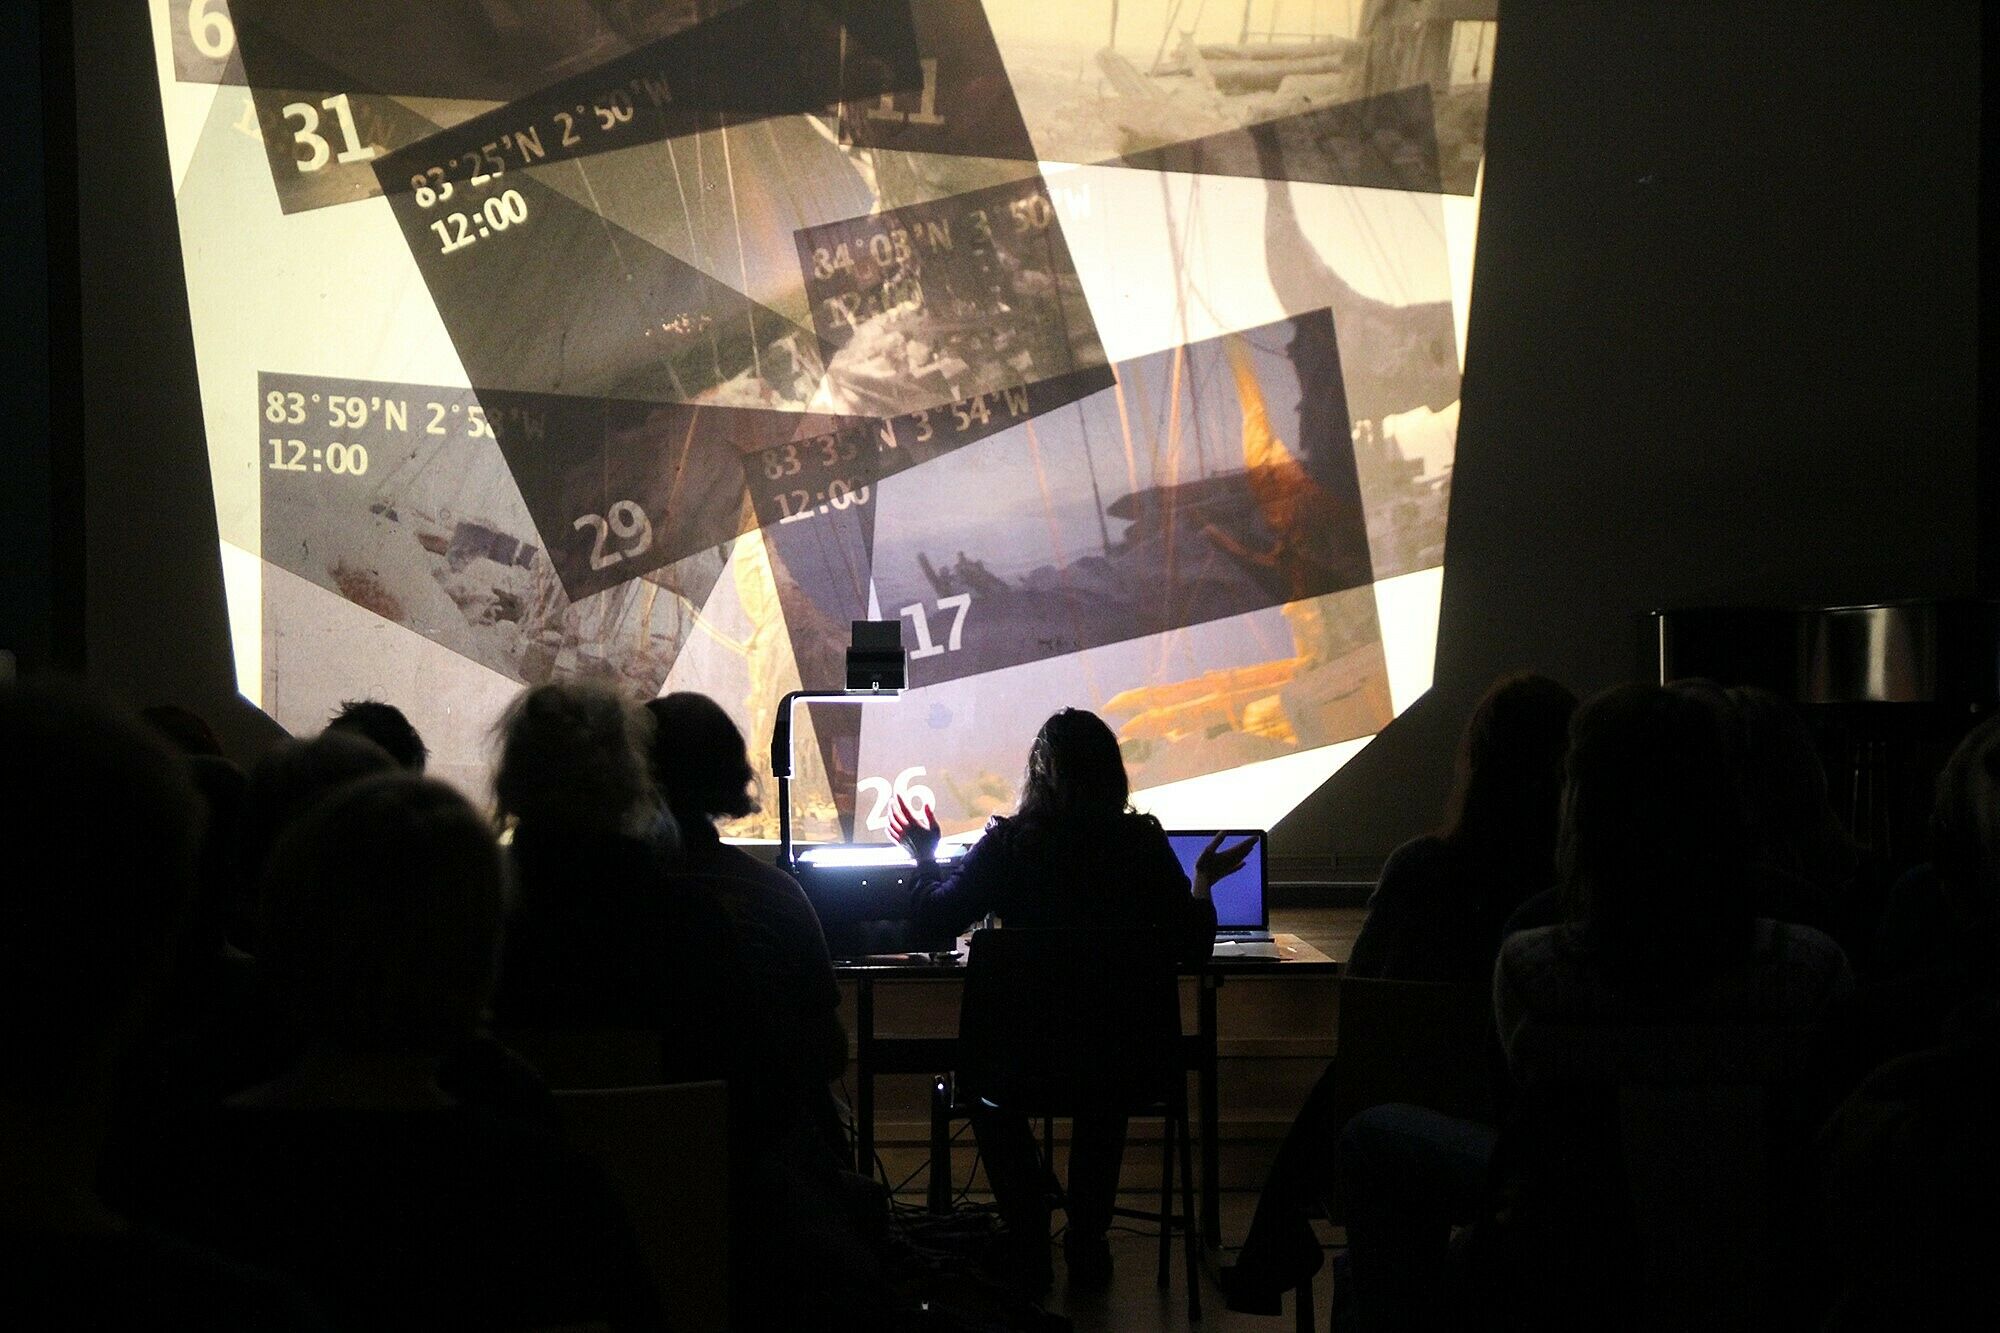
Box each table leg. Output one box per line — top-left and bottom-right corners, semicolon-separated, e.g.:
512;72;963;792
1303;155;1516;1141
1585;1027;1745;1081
855;977;875;1176
1200;973;1221;1243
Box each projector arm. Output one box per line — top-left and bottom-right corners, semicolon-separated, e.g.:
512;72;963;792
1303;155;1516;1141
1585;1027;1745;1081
770;688;900;869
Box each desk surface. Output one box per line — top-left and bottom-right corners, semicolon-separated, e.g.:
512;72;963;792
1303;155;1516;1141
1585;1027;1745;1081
834;931;1338;978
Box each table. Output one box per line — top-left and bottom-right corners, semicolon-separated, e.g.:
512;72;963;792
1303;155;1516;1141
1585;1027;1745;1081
835;933;1339;1244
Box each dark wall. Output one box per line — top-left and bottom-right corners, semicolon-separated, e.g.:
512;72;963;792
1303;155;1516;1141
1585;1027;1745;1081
66;0;279;752
4;5;58;675
1274;1;1985;864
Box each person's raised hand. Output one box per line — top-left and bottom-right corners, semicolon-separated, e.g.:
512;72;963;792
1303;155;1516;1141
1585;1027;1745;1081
1192;831;1256;899
887;793;941;863
1197;832;1256;879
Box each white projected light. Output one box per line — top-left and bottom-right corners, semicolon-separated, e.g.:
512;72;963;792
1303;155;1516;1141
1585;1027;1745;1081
148;0;1491;832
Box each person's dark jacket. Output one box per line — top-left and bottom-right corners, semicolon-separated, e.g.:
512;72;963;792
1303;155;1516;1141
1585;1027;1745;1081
1347;835;1543;986
496;824;762;1105
908;810;1215;964
118;1104;656;1330
677;818;847;1087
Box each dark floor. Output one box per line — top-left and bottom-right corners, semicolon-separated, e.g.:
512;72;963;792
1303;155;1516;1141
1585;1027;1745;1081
1038;1193;1335;1332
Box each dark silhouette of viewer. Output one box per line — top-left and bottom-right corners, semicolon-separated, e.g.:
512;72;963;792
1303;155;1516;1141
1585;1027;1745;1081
1347;673;1577;982
123;729;549;1129
499;684;898;1327
1728;685;1861;907
149;751;255;1034
890;706;1250;1293
1220;672;1576;1315
490;682;739;1091
232;729;399;953
645;691;848;1155
120;774;657;1329
141;702;226;757
1847;708;2000;1064
1432;683;1850;1327
0;683;324;1327
1817;711;2000;1326
124;729;404;1115
325;697;428;772
1500;681;1862;954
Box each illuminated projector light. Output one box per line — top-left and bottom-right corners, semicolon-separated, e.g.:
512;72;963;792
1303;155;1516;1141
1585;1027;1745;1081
796;842;970;868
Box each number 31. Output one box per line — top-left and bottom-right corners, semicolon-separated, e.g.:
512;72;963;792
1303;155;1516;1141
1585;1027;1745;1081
281;92;376;173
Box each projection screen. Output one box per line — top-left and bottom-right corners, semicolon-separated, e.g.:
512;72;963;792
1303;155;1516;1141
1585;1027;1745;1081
146;0;1491;842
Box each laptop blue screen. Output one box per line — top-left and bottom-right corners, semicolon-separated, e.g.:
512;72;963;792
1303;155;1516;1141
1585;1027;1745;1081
1166;830;1267;930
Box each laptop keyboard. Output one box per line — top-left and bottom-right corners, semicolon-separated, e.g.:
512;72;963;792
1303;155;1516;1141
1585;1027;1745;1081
1214;930;1273;943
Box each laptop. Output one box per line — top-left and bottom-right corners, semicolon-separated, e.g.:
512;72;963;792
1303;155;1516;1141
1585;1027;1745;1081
1165;829;1271;943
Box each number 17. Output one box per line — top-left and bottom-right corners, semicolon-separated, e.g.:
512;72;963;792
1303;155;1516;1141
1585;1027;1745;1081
901;593;971;660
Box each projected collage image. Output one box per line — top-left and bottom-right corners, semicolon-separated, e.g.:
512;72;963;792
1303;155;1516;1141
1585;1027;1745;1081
150;0;1488;836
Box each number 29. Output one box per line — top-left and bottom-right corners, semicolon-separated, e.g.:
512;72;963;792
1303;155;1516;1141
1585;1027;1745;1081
573;499;653;571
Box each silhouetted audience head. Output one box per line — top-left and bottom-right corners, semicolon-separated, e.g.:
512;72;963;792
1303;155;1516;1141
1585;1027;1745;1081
1726;684;1856;888
645;692;758;824
494;682;655;835
141;703;225;758
0;683;200;1106
1558;682;1753;979
1443;673;1577;874
170;754;251;988
1018;707;1130;820
185;754;248;897
236;730;399;921
257;775;502;1056
325;699;427;773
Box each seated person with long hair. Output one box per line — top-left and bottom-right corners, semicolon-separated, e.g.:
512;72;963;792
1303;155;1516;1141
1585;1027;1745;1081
1354;683;1850;1328
645;691;847;1158
1220;672;1576;1314
1817;712;2000;1326
490;683;744;1092
889;707;1250;1290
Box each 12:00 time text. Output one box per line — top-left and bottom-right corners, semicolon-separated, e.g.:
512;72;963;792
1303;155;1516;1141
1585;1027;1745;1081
426;188;529;255
268;438;368;475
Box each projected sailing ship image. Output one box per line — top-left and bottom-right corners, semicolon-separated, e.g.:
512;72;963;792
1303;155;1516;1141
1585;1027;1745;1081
1004;0;1495;194
869;311;1369;681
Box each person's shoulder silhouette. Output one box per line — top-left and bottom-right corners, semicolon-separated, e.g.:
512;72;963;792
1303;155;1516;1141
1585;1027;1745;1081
0;681;329;1328
123;771;657;1329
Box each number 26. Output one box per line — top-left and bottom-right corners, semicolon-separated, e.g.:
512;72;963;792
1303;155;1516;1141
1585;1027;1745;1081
859;766;936;832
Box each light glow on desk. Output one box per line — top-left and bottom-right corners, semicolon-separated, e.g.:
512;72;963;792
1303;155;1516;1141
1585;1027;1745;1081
795;842;970;869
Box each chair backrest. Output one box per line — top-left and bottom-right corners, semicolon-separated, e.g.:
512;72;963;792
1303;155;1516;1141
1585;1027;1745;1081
553;1081;729;1333
1324;976;1499;1137
1513;1019;1817;1327
956;926;1184;1117
1617;1081;1775;1327
1315;977;1498;1226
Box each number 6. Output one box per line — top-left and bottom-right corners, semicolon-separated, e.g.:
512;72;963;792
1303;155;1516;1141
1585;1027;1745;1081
189;0;234;59
894;766;936;818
